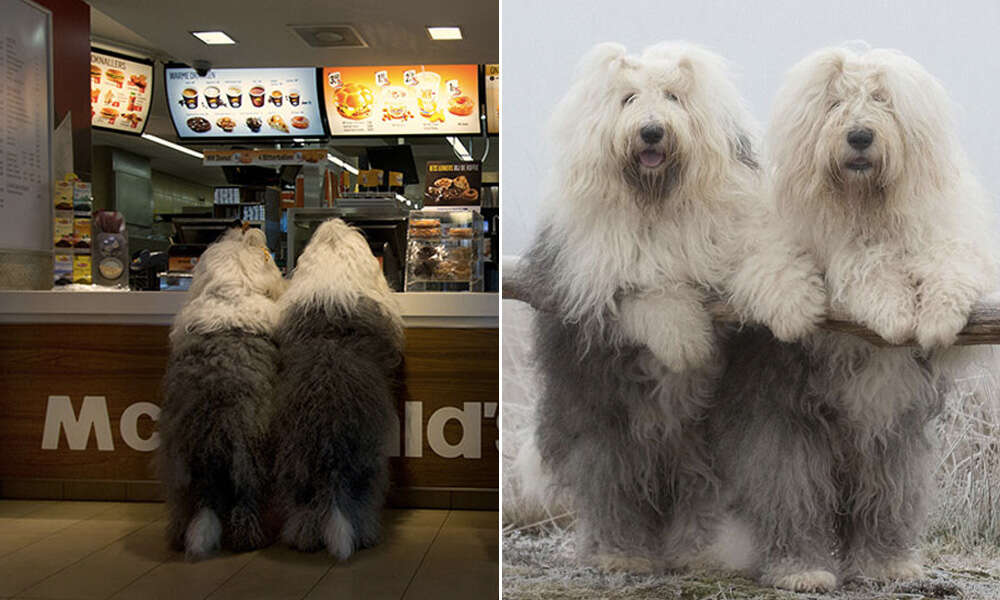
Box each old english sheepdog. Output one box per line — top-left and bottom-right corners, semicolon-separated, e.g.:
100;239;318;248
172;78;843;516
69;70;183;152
710;46;999;592
271;218;404;559
516;41;827;570
159;227;286;560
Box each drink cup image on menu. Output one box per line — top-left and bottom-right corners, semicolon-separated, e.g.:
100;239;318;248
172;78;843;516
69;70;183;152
289;89;300;106
227;86;242;108
205;86;222;108
416;71;441;119
250;86;265;107
270;90;284;107
182;88;198;109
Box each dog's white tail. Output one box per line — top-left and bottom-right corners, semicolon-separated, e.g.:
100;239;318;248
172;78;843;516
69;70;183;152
185;507;222;560
324;507;355;560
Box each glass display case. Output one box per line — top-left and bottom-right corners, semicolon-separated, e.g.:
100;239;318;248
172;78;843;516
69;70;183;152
405;209;484;292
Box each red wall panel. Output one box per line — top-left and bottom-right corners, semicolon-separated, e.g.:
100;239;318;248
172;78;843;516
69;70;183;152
35;0;92;178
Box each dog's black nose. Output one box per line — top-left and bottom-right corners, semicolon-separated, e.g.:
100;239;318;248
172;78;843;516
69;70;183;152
640;124;665;144
847;128;874;150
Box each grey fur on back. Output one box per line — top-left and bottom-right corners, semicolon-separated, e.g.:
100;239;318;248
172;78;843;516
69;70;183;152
522;230;726;567
271;297;403;553
158;330;280;553
710;327;942;584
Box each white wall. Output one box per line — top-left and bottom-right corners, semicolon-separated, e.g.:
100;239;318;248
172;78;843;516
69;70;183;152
501;0;1000;256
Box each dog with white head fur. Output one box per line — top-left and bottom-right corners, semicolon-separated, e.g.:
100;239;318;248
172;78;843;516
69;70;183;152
159;227;285;560
271;218;404;559
710;45;999;592
516;41;827;570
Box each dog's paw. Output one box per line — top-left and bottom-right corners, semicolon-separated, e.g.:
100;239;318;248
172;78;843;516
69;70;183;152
864;303;917;345
848;557;925;582
592;552;655;573
769;274;827;342
648;329;715;372
916;304;968;350
771;569;838;592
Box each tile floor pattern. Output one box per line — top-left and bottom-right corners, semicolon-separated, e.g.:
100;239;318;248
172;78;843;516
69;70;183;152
0;500;498;600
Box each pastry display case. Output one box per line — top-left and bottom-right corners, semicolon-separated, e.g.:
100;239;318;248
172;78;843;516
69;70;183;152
405;209;484;292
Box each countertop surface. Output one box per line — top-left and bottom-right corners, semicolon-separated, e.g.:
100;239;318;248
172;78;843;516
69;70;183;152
0;291;498;328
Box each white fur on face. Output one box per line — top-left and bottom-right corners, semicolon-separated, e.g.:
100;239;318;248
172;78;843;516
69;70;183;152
170;228;286;346
280;219;402;339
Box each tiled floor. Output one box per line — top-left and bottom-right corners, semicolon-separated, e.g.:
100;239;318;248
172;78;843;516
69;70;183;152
0;500;498;600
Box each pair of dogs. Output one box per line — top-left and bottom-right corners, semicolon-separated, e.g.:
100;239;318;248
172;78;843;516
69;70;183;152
158;219;403;561
520;42;997;591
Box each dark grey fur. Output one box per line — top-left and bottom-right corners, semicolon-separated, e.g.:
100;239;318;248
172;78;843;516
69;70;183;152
710;327;942;584
158;330;280;554
523;231;727;566
271;298;403;554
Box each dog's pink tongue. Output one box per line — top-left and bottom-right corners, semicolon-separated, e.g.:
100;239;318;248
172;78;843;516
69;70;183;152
639;149;665;168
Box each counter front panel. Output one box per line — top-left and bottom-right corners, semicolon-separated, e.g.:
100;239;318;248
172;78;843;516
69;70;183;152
0;314;498;507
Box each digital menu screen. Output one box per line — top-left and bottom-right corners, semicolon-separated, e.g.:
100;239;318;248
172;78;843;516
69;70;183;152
90;49;154;135
485;64;499;134
322;65;481;136
164;66;326;140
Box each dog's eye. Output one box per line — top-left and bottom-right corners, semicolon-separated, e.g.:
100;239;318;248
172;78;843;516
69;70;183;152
623;93;637;106
871;91;887;102
664;90;678;102
829;100;842;111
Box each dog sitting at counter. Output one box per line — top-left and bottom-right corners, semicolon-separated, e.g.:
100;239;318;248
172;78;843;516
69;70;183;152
158;227;286;560
270;218;405;559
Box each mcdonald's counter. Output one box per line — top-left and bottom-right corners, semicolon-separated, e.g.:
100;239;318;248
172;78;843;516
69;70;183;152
0;291;498;508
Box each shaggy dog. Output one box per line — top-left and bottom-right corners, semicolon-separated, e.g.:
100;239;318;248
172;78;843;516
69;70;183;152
710;46;998;592
516;41;827;570
271;218;404;559
159;227;286;560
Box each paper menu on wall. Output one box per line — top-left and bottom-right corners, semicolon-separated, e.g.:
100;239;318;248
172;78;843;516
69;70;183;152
90;49;153;135
0;0;51;253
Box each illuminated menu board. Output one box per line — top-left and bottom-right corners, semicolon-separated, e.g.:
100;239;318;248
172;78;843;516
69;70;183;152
164;66;326;140
485;64;498;134
90;49;153;135
322;65;481;136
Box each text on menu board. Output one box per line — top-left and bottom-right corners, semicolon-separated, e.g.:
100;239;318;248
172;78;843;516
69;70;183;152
322;65;480;136
90;49;152;135
164;67;325;139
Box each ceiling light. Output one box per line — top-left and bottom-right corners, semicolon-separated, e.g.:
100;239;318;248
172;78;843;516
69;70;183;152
327;153;359;175
141;134;203;159
191;31;237;45
427;26;462;41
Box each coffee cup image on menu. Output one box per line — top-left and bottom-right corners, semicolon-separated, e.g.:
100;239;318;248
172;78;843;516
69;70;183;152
181;88;198;109
205;86;223;109
289;89;300;106
270;90;283;107
227;86;242;108
250;86;266;107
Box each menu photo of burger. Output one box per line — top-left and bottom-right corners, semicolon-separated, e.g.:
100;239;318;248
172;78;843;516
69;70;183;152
334;82;376;120
105;68;125;89
90;64;101;84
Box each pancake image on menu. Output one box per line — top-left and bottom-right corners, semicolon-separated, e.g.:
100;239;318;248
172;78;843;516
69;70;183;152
334;83;375;120
268;114;289;133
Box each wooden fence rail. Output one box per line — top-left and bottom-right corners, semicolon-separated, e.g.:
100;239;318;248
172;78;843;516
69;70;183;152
501;277;1000;347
